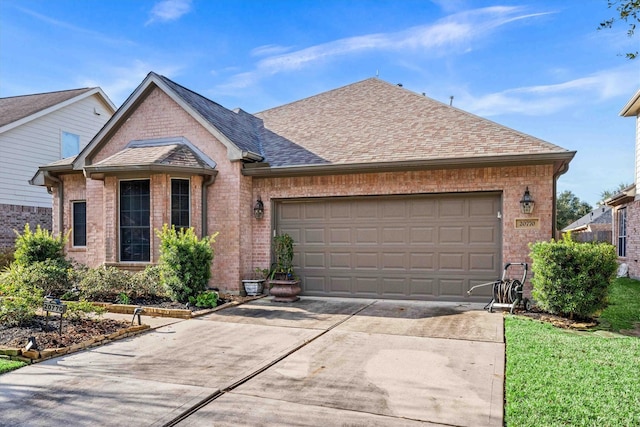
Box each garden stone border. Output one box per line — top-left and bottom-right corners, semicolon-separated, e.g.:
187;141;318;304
0;324;150;364
92;294;266;319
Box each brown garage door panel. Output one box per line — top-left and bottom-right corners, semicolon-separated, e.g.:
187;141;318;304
277;194;501;301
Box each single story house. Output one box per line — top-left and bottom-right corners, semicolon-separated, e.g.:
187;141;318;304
0;88;115;248
561;205;612;243
31;72;575;301
606;89;640;279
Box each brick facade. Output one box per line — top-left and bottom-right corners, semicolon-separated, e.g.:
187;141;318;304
0;203;53;250
251;165;555;295
49;80;568;297
615;200;640;279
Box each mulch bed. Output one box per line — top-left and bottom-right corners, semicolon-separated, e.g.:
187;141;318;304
0;293;257;350
0;316;130;349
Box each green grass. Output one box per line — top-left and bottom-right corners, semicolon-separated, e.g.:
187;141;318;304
505;278;640;426
598;277;640;331
0;358;26;375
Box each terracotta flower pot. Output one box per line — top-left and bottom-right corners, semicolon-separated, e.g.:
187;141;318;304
268;279;301;302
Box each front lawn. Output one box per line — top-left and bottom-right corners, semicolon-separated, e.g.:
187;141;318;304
0;358;26;374
505;278;640;426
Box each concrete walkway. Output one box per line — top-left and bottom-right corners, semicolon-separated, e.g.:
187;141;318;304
0;298;504;426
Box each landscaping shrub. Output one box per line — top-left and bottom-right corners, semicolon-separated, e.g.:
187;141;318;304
156;225;217;303
13;224;68;266
529;235;618;319
0;264;43;325
0;248;14;270
64;300;107;321
132;265;169;300
77;266;134;302
191;290;218;308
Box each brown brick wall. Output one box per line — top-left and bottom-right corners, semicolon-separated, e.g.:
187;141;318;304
0;203;53;250
48;85;565;298
80;88;244;292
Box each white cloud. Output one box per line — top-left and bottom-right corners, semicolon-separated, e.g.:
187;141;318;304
462;65;639;116
218;6;552;90
146;0;192;25
251;44;293;57
16;6;134;46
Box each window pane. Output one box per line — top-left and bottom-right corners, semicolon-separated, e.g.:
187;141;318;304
61;132;80;158
171;179;190;230
120;180;150;261
73;201;86;247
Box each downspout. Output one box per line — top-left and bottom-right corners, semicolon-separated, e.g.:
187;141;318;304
45;172;64;234
552;161;571;238
201;174;216;238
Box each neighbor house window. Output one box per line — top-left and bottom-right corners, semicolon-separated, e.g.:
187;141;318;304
120;180;150;262
617;208;627;257
171;178;190;231
61;131;80;158
72;201;86;247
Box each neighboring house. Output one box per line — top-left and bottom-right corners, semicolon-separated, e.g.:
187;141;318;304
561;206;612;243
606;89;640;279
31;73;575;301
0;88;115;249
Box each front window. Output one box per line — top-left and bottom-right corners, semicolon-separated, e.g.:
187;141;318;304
171;178;190;231
617;208;627;257
72;201;86;247
120;180;150;262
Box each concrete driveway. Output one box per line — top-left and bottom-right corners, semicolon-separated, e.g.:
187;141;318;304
0;298;504;426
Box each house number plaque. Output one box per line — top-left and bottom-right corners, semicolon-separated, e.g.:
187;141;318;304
514;218;540;229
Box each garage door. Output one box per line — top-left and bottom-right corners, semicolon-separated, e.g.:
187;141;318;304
276;193;501;301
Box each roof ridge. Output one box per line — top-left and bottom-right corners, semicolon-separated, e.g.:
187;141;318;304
255;77;379;115
0;87;94;101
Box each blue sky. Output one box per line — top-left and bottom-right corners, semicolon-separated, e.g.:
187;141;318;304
1;0;638;205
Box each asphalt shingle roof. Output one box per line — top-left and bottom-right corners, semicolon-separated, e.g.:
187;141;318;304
157;75;263;155
256;78;572;166
0;88;94;128
92;144;209;169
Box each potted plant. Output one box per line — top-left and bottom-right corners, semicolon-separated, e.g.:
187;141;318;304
242;267;268;296
268;233;301;302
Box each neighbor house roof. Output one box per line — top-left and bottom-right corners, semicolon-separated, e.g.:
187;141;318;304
255;78;574;171
562;205;612;233
620;89;640;117
0;87;116;133
605;184;637;207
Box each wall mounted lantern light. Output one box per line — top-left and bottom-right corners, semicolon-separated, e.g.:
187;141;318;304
253;197;264;219
520;187;535;214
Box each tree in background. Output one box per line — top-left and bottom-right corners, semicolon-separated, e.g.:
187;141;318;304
556;190;593;230
599;0;640;59
598;182;632;205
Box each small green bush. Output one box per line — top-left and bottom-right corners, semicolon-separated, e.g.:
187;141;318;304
0;264;43;325
191;290;218;308
132;265;169;300
0;247;14;270
156;225;217;303
529;235;618;319
13;224;68;266
77;266;134;302
65;300;106;321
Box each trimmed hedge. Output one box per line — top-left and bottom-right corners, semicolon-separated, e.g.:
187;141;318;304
529;235;618;319
156;225;218;303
